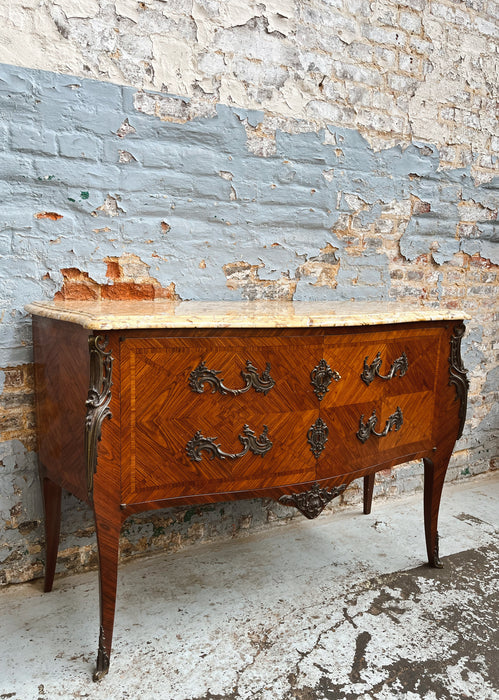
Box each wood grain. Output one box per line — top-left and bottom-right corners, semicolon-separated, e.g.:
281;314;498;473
32;316;90;502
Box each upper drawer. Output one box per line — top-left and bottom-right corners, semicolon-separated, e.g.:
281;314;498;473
119;334;321;501
321;327;443;407
120;334;324;415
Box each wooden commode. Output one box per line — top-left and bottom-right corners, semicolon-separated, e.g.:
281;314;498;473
25;300;469;680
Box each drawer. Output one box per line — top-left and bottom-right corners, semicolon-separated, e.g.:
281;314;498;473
120;335;320;502
321;328;441;407
122;335;323;414
317;390;435;478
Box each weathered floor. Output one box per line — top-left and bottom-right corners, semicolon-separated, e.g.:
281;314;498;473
0;472;498;700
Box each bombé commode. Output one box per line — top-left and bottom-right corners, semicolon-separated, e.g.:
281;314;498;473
25;300;469;681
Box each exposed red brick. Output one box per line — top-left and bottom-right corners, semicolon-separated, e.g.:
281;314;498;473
469;254;494;268
2;367;24;389
35;212;63;220
53;261;180;303
161;221;171;233
153;282;179;299
413;201;431;214
54;283;99;301
414;254;430;264
54;268;100;300
101;282;156;300
105;260;121;280
59;267;87;281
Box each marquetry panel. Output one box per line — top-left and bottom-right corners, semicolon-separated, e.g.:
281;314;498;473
322;328;441;407
317;390;435;478
120;335;320;502
317;400;380;476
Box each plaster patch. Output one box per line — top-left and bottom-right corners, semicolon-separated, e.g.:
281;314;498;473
223;261;297;300
151;35;197;97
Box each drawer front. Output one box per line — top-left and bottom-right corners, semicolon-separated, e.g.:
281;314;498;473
321;328;441;407
120;335;320;503
316;390;435;477
316;325;442;477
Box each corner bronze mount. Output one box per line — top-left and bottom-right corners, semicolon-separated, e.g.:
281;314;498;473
85;336;113;498
356;406;403;444
310;359;341;400
361;351;408;386
279;482;347;519
189;360;275;396
186;424;272;462
307;417;329;458
448;323;469;439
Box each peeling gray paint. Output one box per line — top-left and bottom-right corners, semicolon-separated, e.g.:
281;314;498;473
1;63;498;368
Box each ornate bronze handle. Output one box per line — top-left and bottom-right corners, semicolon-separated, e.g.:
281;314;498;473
310;359;341;400
356;406;403;443
307;417;329;458
189;360;275;396
361;351;408;386
279;482;347;519
186;424;272;462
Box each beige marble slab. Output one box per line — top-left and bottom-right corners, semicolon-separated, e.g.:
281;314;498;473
24;300;470;331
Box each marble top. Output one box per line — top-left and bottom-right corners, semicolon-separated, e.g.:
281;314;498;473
25;300;469;331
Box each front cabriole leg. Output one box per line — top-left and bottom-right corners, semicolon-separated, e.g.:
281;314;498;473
85;333;118;680
423;323;470;568
423;453;453;568
92;502;121;681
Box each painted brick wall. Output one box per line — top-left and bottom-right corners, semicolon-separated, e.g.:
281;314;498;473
0;0;497;585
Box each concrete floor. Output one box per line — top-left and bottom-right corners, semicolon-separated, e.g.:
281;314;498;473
0;473;498;700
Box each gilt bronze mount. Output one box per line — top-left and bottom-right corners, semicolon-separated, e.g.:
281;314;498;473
448;323;469;439
186;424;272;462
189;360;275;396
310;359;341;400
307;417;329;458
279;482;347;519
85;335;113;498
356;406;403;443
361;351;408;386
93;625;110;682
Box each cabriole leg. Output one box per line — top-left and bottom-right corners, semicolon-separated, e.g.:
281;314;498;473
41;474;62;593
423;453;452;568
93;503;121;681
363;473;375;515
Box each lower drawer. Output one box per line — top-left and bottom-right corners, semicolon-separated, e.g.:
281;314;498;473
317;390;435;478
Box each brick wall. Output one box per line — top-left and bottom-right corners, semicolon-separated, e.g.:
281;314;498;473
0;0;497;584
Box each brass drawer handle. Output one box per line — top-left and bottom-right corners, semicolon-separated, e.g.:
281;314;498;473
189;360;275;396
356;406;403;443
186;424;272;462
310;359;341;400
361;351;408;386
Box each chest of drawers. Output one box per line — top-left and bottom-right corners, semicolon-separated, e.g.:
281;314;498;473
26;300;469;680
